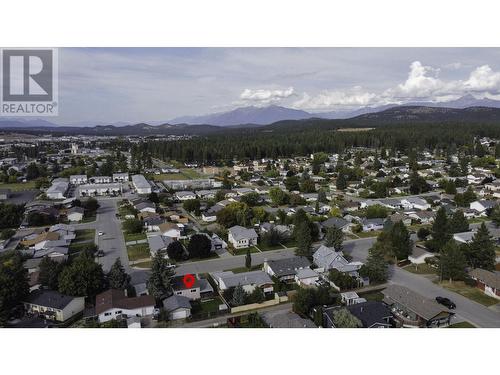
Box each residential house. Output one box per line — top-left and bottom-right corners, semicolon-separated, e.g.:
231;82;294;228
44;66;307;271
162;295;192;320
346;301;393;328
362;218;385;232
23;290;85;322
382;285;454;327
147;235;174;257
470;200;498;213
211;270;274;294
468;268;500;300
95;289;155;323
228;225;258;249
175;191;197;201
67;206;84;222
132;174;152;195
295;268;320;286
159;222;182;239
340;291;366;306
112;173;129;182
69;175;88;185
46;178;69;199
171;275;201;300
312;245;363;276
408;244;434;265
202;204;223;222
401;197;431;211
408;210;436;224
321;217;351;233
263;256;311;282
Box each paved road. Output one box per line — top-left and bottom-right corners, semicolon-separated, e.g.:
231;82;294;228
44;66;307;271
343;237;500;328
75;198;130;272
179;302;294;328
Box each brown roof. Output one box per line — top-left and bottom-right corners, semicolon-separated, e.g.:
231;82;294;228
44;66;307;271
94;289;155;315
21;231;60;247
469;268;500;290
159;222;179;233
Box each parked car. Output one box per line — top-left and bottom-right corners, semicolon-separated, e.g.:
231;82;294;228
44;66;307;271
436;296;456;309
98;231;105;236
95;250;105;257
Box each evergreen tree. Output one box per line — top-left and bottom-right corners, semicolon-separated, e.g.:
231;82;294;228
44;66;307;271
245;248;252;269
107;258;131;290
58;252;105;298
359;246;388;283
331;308;362;328
187;234;212;259
449;210;470;233
147;251;174;300
295;222;312;257
427;207;451;252
231;284;247;306
465;223;496;271
0;253;29;325
39;257;64;290
389;221;412;260
166;241;185;261
490;206;500;227
324;226;344;251
336;172;347;190
439;240;467;282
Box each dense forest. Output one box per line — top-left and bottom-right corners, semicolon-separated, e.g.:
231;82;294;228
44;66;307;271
145;121;500;163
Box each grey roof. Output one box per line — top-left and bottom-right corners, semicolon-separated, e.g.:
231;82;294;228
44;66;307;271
213;270;273;288
313;245;361;272
321;217;349;229
198;278;214;294
266;256;311;277
411;244;432;258
295;268;319;279
24;290;79;310
147;235;173;255
261;311;317;328
382;284;451;321
469;268;500;289
132;174;150;189
346;301;393;328
68;206;84;215
162;295;192;312
228;225;258;241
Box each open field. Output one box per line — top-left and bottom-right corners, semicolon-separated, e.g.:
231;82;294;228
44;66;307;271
437;281;500;307
0;181;37;191
127;243;151;261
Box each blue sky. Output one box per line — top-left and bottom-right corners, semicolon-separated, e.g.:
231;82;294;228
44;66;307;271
51;47;500;124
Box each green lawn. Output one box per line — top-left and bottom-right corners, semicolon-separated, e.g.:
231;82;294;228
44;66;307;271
0;181;37;191
257;242;284;251
403;263;437;275
438;281;500;307
74;229;95;242
359;290;384;302
132;260;152;268
356;230;382;238
180;168;202;179
225;265;262;274
124;232;147;242
81;212;96;223
232;246;260;256
127;243;151;261
447;321;476;328
69;241;95;254
193;297;225;314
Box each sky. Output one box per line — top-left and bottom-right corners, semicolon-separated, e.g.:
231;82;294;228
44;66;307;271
47;47;500;124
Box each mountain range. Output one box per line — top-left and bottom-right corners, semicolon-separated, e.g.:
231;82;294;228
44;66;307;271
2;94;500;131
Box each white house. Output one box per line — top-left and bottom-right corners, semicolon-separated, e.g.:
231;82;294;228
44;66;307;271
159;222;182;239
132;174;152;195
211;270;274;294
175;191;197;201
295;268;319;286
408;245;434;265
46;178;69;199
470;200;498;213
95;289;155;323
69;175;88;185
171;275;201;300
228;225;258;249
67;206;84;222
23;290;85;322
401;197;431;211
113;173;129;182
162;295;192;320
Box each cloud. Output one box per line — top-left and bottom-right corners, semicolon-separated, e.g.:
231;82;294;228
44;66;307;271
293;87;380;110
292;61;500;110
239;86;295;104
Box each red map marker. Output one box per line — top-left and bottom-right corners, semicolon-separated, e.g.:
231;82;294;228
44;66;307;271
182;274;195;288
